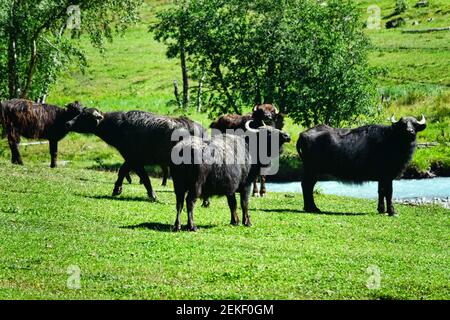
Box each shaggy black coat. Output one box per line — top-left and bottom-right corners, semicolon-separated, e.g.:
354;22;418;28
209;104;285;197
297;117;426;215
170;126;291;231
0;99;82;167
65;108;207;200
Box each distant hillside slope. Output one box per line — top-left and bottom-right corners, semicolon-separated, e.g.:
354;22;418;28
48;0;449;111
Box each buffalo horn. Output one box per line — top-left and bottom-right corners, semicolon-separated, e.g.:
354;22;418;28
390;115;398;124
417;114;426;125
245;120;259;133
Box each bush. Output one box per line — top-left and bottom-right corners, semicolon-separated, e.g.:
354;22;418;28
153;0;377;128
395;0;408;15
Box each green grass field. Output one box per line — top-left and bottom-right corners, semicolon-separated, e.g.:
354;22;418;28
0;161;448;299
0;0;449;299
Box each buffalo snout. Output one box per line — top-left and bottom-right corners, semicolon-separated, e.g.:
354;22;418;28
65;121;74;130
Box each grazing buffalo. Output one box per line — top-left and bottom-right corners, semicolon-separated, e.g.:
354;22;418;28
170;120;291;231
297;115;426;215
65;107;207;201
210;104;285;197
0;99;83;167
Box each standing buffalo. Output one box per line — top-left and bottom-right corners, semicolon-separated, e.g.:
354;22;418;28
170;120;291;231
65;107;207;201
0;99;83;167
210;104;285;197
297;116;426;215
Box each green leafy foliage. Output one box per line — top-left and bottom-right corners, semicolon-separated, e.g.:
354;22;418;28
152;0;377;127
394;0;408;15
0;0;143;100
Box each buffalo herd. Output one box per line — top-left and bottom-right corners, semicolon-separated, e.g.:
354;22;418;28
0;98;426;231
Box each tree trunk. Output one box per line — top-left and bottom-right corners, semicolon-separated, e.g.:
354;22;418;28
264;59;275;104
7;17;19;99
212;59;238;113
180;40;189;109
173;80;182;108
196;68;205;113
21;39;38;99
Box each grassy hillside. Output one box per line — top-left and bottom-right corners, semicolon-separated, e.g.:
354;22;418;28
0;1;448;300
1;0;447;177
0;161;448;299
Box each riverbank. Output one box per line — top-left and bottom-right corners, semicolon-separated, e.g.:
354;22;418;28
266;177;450;210
395;197;450;210
268;152;450;183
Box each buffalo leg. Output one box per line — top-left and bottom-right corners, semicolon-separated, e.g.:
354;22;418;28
227;194;239;226
252;176;260;197
7;132;23;165
241;187;251;227
112;162;130;196
384;180;397;216
186;190;197;231
134;166;157;201
302;175;320;212
125;172;132;184
377;182;386;213
161;165;169;186
201;198;210;208
174;189;185;232
49;140;58;168
259;175;266;197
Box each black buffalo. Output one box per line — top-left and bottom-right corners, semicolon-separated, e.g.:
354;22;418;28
0;99;82;167
210;104;285;197
170;120;291;231
65;107;207;200
297;115;426;215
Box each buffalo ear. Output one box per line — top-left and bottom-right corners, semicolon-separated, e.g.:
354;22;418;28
415;123;426;132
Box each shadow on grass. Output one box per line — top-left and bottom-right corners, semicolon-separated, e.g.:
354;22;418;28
83;194;151;202
82;192;174;202
251;208;368;216
121;222;216;232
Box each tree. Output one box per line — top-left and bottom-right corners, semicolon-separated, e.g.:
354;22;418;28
153;0;377;127
0;0;143;101
151;0;191;110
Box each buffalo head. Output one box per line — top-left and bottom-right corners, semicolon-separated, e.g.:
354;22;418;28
65;107;104;133
390;115;426;140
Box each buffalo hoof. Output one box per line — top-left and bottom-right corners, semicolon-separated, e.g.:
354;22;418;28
230;220;240;226
148;193;157;202
388;211;398;217
377;206;386;214
112;186;122;196
173;225;181;232
243;221;252;227
125;175;132;184
253;193;261;198
188;225;198;232
304;206;321;213
201;200;210;208
50;163;57;168
12;159;24;165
